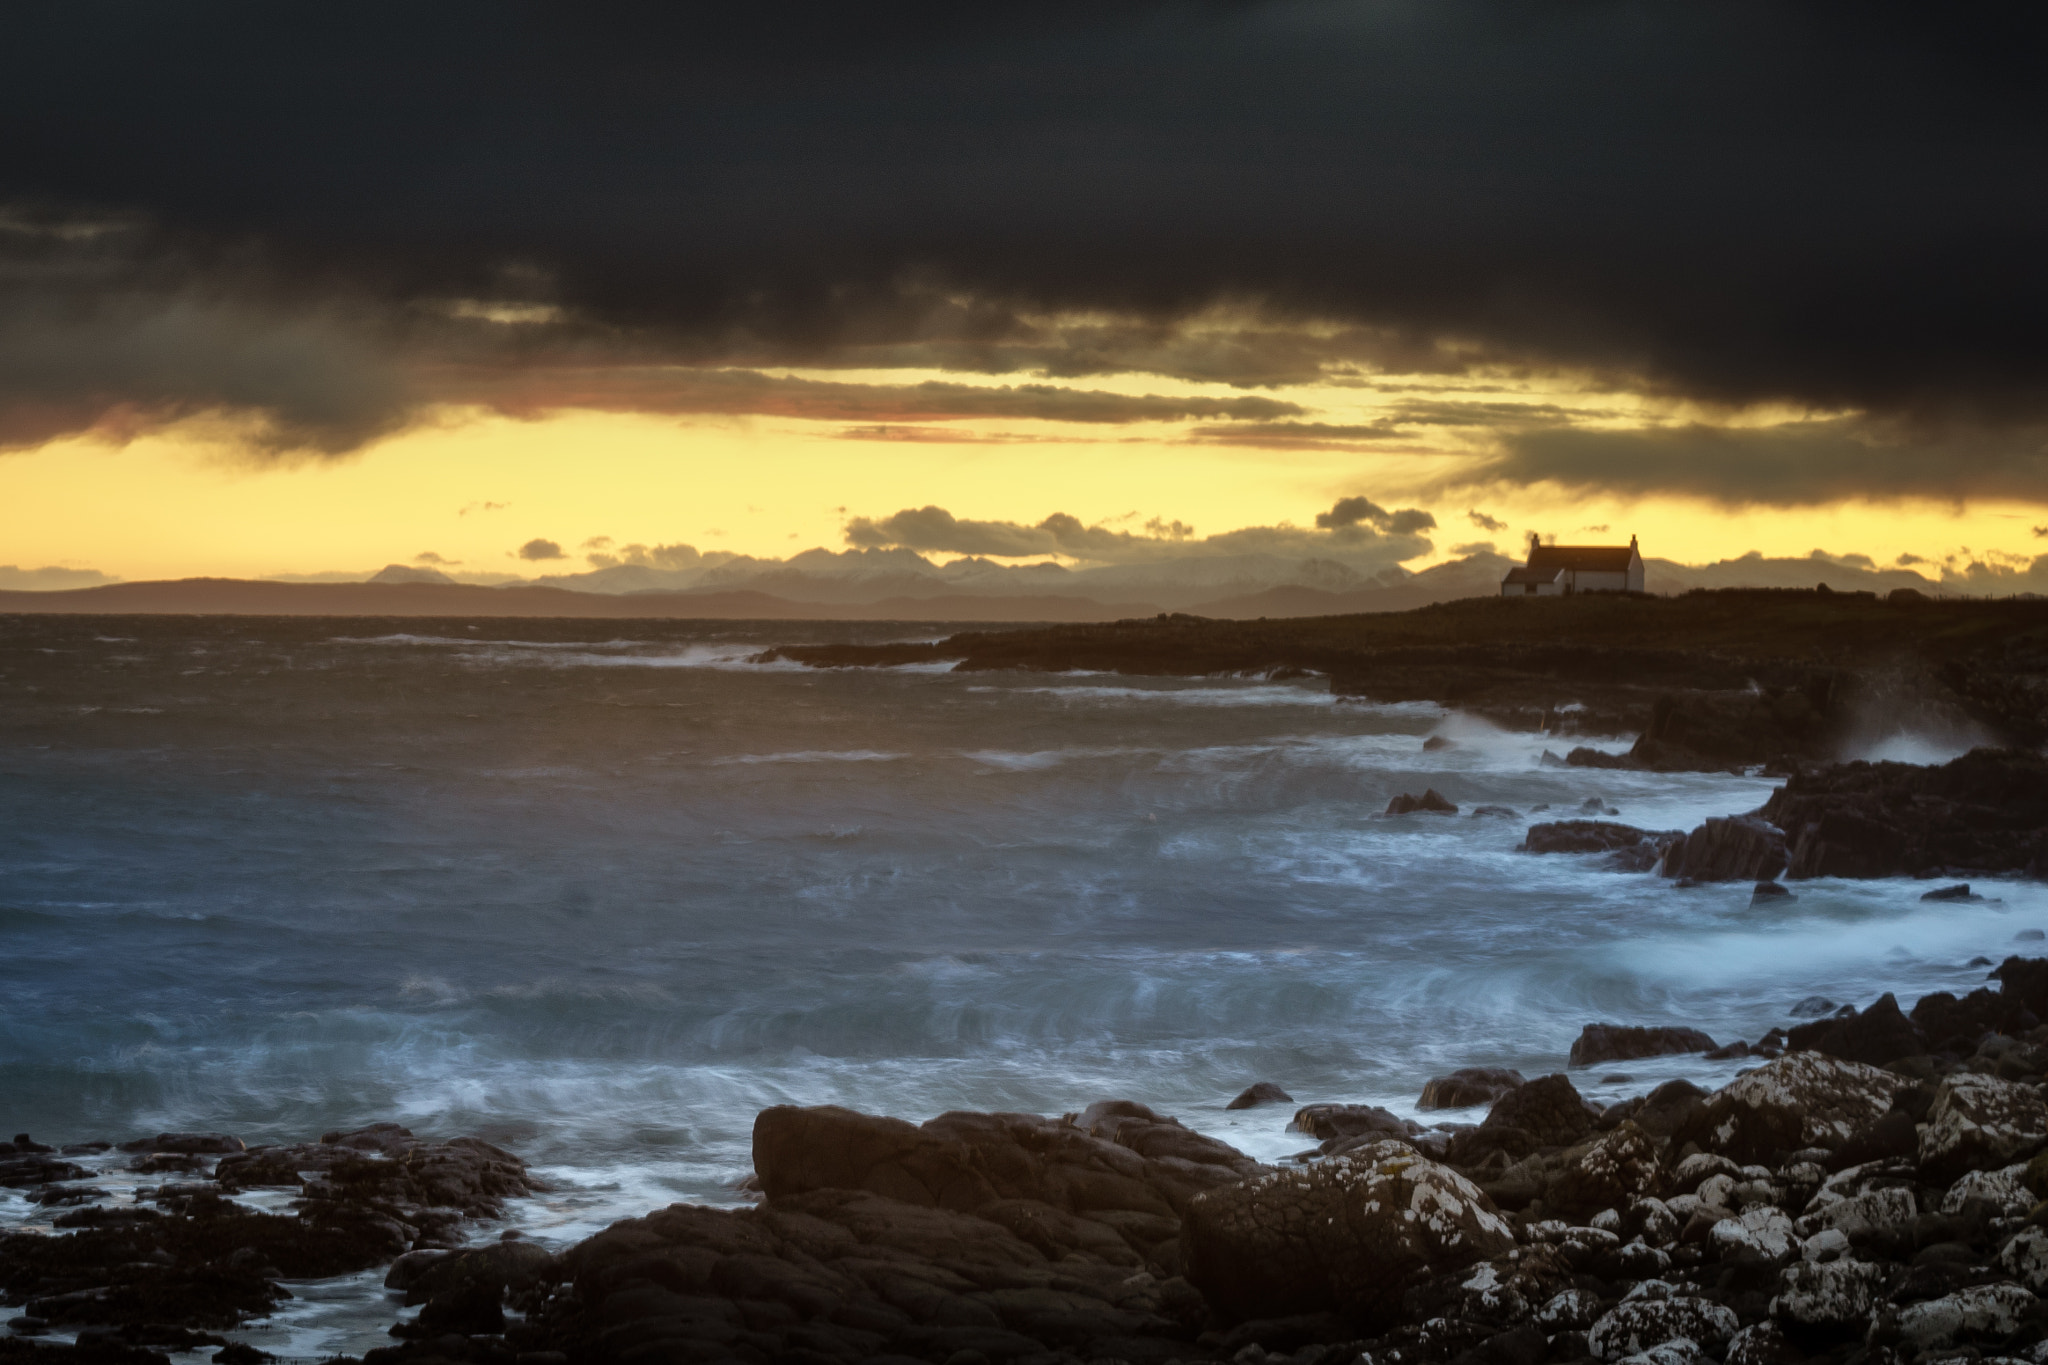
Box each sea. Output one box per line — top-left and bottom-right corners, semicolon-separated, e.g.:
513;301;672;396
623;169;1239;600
2;615;2042;1354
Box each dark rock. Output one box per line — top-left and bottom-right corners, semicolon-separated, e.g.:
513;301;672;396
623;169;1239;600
216;1125;535;1220
1569;1023;1717;1067
1387;788;1458;815
1632;1079;1710;1138
1658;815;1789;882
1923;884;1980;902
1423;735;1455;751
1226;1082;1294;1110
1418;1068;1527;1111
1564;747;1641;770
1673;1052;1900;1164
1291;1103;1416;1142
1786;993;1929;1067
0;1155;91;1187
8;1135;53;1153
1751;881;1796;904
752;1099;1261;1273
119;1133;245;1156
1546;1120;1663;1218
521;1176;1212;1365
1184;1142;1514;1327
1704;1040;1752;1060
1626;681;1842;773
1522;820;1685;873
1791;995;1838;1017
1759;749;2048;880
1826;1109;1920;1171
1469;805;1520;819
1480;1074;1601;1147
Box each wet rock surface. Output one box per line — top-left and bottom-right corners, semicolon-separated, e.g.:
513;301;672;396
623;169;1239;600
0;1124;539;1357
1757;749;2048;881
1571;1026;1720;1068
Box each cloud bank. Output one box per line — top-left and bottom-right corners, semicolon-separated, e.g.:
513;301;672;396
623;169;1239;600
0;0;2044;500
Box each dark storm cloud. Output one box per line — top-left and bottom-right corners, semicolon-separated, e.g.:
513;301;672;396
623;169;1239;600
1454;420;2048;506
436;367;1305;425
0;214;410;453
4;0;2048;480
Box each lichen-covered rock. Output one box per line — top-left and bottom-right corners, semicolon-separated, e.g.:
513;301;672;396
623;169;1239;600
1630;1196;1681;1245
1769;1258;1887;1330
1184;1140;1514;1326
1401;1244;1574;1328
1548;1121;1663;1218
2002;1226;2048;1293
1615;1339;1711;1365
1941;1163;2035;1217
1587;1294;1739;1360
1893;1283;2039;1350
1676;1053;1900;1165
1919;1073;2048;1184
1809;1186;1917;1246
1538;1287;1604;1331
1709;1206;1798;1262
1725;1321;1802;1365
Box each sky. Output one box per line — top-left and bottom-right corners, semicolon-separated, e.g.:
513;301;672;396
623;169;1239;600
4;1;2048;588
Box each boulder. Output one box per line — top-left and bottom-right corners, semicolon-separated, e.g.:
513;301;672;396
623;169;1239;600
1912;985;2034;1051
1419;1068;1527;1111
1184;1140;1514;1327
1890;1283;2039;1351
1999;1224;2048;1292
1917;1072;2048;1183
1658;816;1789;883
1387;788;1458;816
1937;1163;2033;1217
1570;1024;1717;1068
1674;1053;1900;1165
1586;1293;1739;1360
1482;1074;1602;1148
1545;1121;1663;1218
1785;993;1927;1067
1225;1082;1295;1110
1291;1103;1415;1143
1769;1259;1887;1333
1707;1207;1797;1263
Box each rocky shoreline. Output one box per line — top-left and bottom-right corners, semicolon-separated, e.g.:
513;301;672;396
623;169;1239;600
751;590;2048;765
1512;748;2048;885
16;955;2048;1365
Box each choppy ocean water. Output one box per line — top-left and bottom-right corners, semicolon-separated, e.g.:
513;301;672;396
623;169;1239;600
3;615;2042;1354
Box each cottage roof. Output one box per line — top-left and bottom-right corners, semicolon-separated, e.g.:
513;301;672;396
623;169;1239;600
1526;544;1638;573
1502;565;1564;585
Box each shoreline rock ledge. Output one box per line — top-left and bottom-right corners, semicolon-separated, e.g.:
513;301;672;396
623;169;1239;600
21;960;2048;1365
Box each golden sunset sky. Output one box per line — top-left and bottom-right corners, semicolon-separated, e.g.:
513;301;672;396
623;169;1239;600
9;361;2043;584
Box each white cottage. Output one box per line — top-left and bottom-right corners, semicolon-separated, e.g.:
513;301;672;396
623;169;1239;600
1501;535;1644;596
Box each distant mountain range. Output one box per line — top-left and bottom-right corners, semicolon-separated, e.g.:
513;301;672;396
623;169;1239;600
0;545;2016;618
